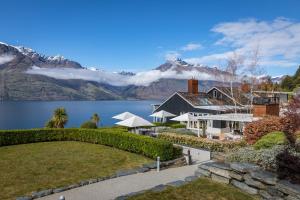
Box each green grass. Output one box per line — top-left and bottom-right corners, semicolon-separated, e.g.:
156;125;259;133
0;141;152;200
128;178;256;200
254;131;287;150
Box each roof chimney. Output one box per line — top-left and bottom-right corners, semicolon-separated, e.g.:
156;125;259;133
188;79;198;94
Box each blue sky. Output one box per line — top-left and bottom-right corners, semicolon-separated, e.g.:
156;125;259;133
1;0;300;76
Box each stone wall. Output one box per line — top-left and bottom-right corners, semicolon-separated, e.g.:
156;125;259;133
195;161;300;200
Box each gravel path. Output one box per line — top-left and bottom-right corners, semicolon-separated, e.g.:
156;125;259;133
39;164;199;200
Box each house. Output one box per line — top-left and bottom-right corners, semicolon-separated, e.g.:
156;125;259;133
153;79;280;140
153;79;248;118
253;90;293;105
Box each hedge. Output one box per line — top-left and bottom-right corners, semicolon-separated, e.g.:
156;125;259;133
158;132;247;152
0;128;181;161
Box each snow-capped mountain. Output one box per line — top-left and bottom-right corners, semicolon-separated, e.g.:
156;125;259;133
0;42;82;71
155;58;230;77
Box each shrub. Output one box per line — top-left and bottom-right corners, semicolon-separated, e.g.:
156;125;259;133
80;121;97;129
169;123;186;129
154;122;186;129
254;131;287;150
0;128;181;161
226;145;286;171
244;116;282;144
276;149;300;184
158;128;197;136
158;132;246;152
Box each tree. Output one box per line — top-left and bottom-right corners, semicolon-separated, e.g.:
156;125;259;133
225;52;244;113
91;113;100;127
281;76;295;91
243;46;264;113
80;121;97;129
279;95;300;147
45;107;68;128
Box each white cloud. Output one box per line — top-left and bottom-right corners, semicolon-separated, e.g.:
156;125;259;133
181;43;203;51
164;51;181;61
26;66;216;87
186;18;300;68
0;54;15;65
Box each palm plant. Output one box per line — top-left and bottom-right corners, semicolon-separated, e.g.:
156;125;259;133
52;107;68;128
91;113;100;127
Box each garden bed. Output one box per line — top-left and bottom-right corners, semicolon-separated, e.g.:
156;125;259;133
158;132;246;152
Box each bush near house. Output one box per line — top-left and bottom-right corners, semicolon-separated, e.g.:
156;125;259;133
276;149;300;184
254;131;287;150
154;122;186;129
226;145;287;171
0;128;181;161
244;116;282;144
158;132;246;152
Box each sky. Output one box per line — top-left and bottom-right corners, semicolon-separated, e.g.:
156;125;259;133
1;0;300;76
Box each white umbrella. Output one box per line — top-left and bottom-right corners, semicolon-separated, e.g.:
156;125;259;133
150;110;176;118
170;113;198;122
112;112;136;120
150;110;176;123
115;116;154;128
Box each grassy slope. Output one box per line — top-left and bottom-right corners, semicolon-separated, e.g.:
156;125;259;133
0;141;151;200
128;178;256;200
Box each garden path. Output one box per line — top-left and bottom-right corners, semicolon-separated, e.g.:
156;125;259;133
39;164;200;200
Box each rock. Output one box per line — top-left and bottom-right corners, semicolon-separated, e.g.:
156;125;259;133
136;167;150;173
31;189;53;198
67;184;80;189
229;171;244;181
16;197;32;200
184;176;198;182
116;169;137;177
276;180;300;196
209;166;231;178
53;187;68;193
211;174;230;184
231;180;258;195
267;186;285;197
195;168;211;177
244;174;266;189
97;177;106;182
114;195;128;200
198;162;215;170
250;170;278;185
126;190;146;197
109;174;117;179
88;179;98;184
142;162;157;169
285;195;300;200
151;184;167;192
259;190;273;199
230;162;260;173
166;180;186;187
211;162;231;170
79;180;89;186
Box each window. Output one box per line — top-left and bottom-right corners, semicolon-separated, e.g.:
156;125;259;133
213;90;218;98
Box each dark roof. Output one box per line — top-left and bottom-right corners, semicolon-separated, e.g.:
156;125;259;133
210;86;250;105
177;92;231;106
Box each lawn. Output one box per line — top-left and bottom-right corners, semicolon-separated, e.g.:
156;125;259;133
0;141;152;200
128;178;256;200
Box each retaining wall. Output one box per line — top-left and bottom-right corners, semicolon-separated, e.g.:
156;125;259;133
196;161;300;200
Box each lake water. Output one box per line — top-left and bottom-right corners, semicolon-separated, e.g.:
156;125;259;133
0;100;159;130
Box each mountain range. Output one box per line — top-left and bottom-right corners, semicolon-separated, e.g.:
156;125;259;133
0;42;284;101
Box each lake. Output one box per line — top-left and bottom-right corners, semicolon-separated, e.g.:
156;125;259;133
0;100;160;130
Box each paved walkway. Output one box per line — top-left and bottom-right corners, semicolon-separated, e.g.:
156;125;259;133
39;164;199;200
